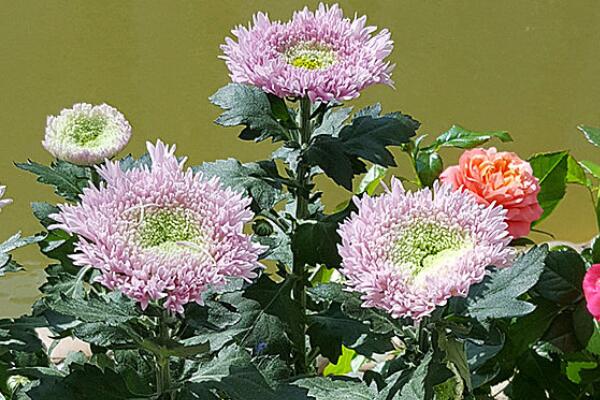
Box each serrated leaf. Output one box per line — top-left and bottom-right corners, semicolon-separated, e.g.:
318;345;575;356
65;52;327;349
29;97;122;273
291;204;353;269
313;107;353;137
46;292;139;325
398;352;433;399
305;115;417;190
210;83;289;143
16;160;92;202
242;275;304;349
578;125;600;148
294;377;376;400
194;158;283;212
535;248;585;305
307;303;369;362
529;152;569;225
467;246;548;322
31;202;59;227
26;363;152;399
435;125;512;149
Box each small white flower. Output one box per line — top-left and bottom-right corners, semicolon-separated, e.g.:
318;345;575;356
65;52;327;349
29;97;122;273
43;103;132;165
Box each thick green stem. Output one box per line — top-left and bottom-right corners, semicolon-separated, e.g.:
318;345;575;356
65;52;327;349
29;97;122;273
292;96;313;374
155;314;173;400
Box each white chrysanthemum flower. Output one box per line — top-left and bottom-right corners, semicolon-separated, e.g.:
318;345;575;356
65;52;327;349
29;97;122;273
43;103;132;165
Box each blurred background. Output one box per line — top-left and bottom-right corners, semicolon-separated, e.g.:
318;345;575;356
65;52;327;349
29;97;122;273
1;0;600;317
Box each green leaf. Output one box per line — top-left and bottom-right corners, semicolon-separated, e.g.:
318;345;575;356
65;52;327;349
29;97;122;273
306;303;369;362
566;155;588;185
415;149;443;187
467;246;548;322
435;125;512;149
26;363;152;399
398;352;433;399
194;159;283;212
119;153;151;171
529;151;569;225
305;114;417;190
578;125;600;148
294;377;376;400
441;338;471;392
31;202;60;227
0;233;45;274
16;160;92;202
72;323;133;347
313;107;353;137
46;292;139;325
323;346;356;376
358;164;387;195
210;83;289;143
291;204;353;269
579;160;600;180
535;248;586;305
187;344;251;383
215;276;300;359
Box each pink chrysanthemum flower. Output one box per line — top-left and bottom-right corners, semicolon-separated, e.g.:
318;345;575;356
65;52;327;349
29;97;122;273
221;3;394;102
0;185;12;211
338;178;514;320
50;141;264;313
43;103;132;166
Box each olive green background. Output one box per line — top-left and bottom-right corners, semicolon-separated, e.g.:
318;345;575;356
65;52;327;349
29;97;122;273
1;0;600;317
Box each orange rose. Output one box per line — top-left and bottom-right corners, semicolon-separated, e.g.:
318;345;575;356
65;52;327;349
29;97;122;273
439;147;543;238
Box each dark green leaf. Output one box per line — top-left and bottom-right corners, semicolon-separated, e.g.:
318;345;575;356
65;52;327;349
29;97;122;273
194;159;283;212
210;83;289;143
529;151;569;225
31;202;59;227
307;303;369;362
291;204;353;269
415;149;443;187
398;352;433;399
535;248;586;305
16;160;92;202
243;275;304;349
435;125;512;149
27;363;152;399
305;115;417;190
467;246;548;322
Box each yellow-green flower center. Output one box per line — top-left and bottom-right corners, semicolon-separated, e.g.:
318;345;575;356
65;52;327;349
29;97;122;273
392;221;472;275
69;116;107;146
284;42;336;70
138;209;204;253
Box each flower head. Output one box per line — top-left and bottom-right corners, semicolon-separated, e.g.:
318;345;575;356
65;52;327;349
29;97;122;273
0;185;12;211
440;147;543;238
50;141;264;313
583;264;600;320
43;103;132;165
338;179;513;320
221;3;394;103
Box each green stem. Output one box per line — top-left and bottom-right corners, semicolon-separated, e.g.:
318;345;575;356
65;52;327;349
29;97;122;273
155;313;173;400
292;96;313;374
